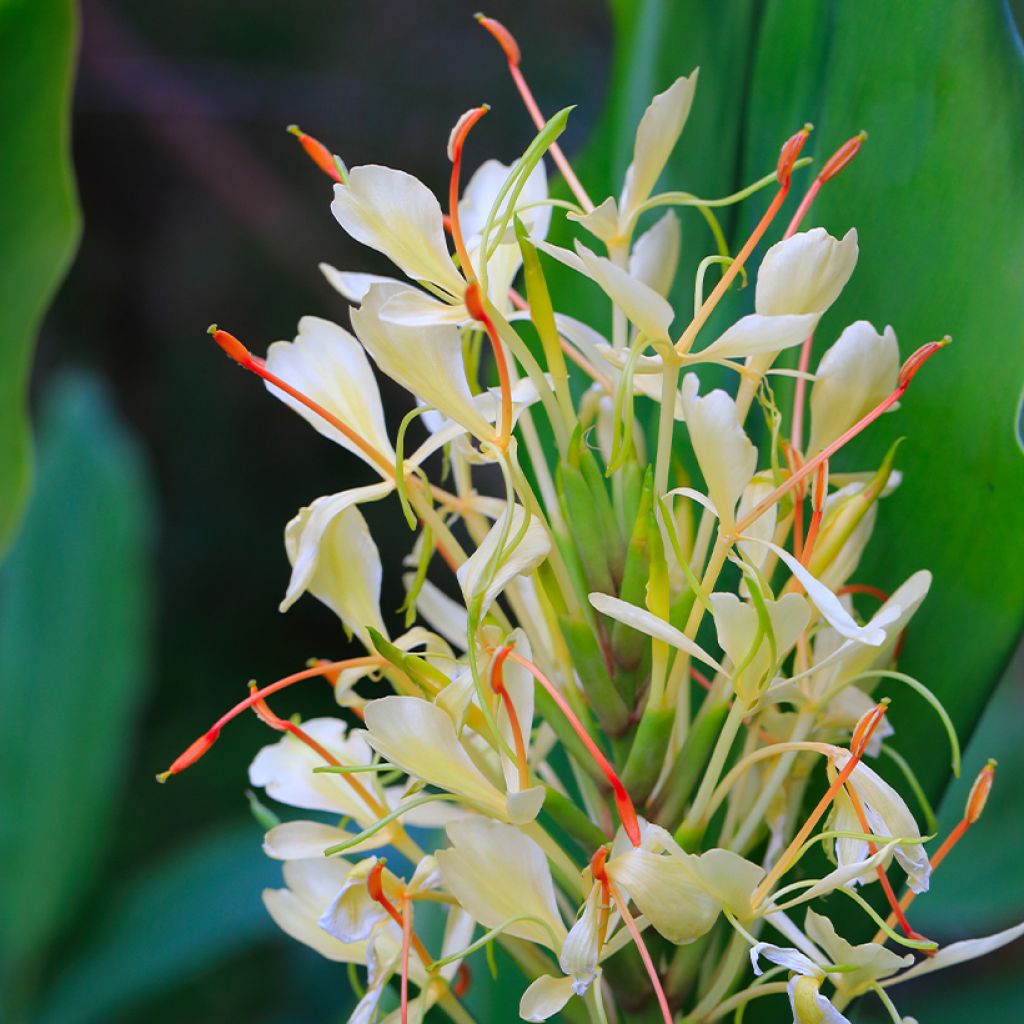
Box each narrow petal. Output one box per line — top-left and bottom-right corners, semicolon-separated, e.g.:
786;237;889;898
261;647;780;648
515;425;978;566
331;166;464;295
694;312;819;361
883;921;1024;986
628;210;680;297
263;820;385;860
319;264;397;303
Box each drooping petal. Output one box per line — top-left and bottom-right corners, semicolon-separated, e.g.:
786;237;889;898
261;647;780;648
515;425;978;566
519;975;576;1022
264;316;395;466
620;71;699;218
680;373;758;529
457;504;551;617
750;942;821;978
436;819;567;950
319;264;398;303
882;921;1024;987
755;228;859;316
331;166;465;295
280;490;390;643
808;321;900;454
628;210;681;298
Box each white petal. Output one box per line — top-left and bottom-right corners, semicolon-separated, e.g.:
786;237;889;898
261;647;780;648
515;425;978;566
568;195;621;243
460;158;550;249
808;321;900;453
559;883;603;993
620;71;699;217
755;227;858;317
436;819;566;950
750;942;821;978
736;476;778;574
262;886;362;963
263;820;387;860
691;848;766;919
694;312;819;361
318;857;386;944
457;504;551;616
589;592;723;673
378;287;468;326
680;373;757;529
405;576;469;650
804;909;911;986
352;283;495;441
883;921;1024;986
319;264;397;303
264;316;394;466
576;241;674;340
519;975;576;1021
281;491;390;643
788;976;853;1024
331;166;464;295
363;696;507;817
535;239;587;274
628;210;680;297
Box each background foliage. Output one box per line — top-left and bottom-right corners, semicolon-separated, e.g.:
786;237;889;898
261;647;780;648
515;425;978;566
0;1;1020;1022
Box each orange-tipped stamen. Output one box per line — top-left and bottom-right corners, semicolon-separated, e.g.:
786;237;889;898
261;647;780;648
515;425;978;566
447;104;490;277
836;584;891;603
366;861;433;966
751;701;888;909
735;340;949;535
800;460;829;566
287;124;345;183
400;895;413;1024
590;848;612;954
475;13;594;212
453;963;471;998
602;870;673;1024
690;666;713;692
208;327;397;478
676;127;811;355
490;646;532;791
505;649;642;846
465;282;513;448
159;656;381;780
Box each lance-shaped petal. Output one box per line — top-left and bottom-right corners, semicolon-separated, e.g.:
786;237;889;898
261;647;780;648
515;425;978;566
320;264;397;304
457;504;551;617
280;489;390;644
352;283;495;441
249;717;381;818
264;316;395;465
833;753;931;892
619;71;699;221
575;241;675;341
628;210;681;298
362;695;543;823
680;372;757;530
692;312;819;362
264;819;389;860
808;321;900;454
882;920;1024;987
435;819;567;950
263;858;366;963
331;165;465;296
711;592;810;702
755;228;859;316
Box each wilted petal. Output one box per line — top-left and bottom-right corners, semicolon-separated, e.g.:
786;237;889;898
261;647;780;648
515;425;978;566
755;228;858;316
680;373;758;529
436;819;567;950
331;166;465;296
352;284;495;441
281;492;390;643
264;316;395;466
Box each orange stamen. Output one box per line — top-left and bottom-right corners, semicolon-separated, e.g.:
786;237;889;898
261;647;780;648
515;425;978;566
475;13;594;212
157;656;380;781
287;124;345;183
453;963;471;998
207;326;397;478
400;895;413;1024
836;584;891;603
676;127;811;355
800;461;829;566
366;861;433;966
504;648;642;846
690;666;713;692
490;646;531;791
465;282;512;448
735;339;949;536
447;104;489;278
590;848;612;953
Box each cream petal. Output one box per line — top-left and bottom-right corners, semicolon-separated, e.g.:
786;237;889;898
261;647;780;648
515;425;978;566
377;286;468;326
436;819;567;950
589;592;723;673
281;492;390;643
628;210;681;298
263;820;388;860
263;885;363;963
788;976;853;1024
755;227;859;316
883;921;1024;987
576;241;674;340
808;321;900;454
519;974;576;1022
331;166;464;295
363;695;507;817
804;909;912;988
404;576;469;650
620;71;699;218
814;483;879;592
264;316;395;466
691;848;766;920
460;158;550;249
559;883;603;993
534;239;587;274
694;312;819;361
318;857;386;944
457;504;551;616
680;373;758;529
319;264;397;303
568;195;621;243
352;283;495;441
736;475;778;574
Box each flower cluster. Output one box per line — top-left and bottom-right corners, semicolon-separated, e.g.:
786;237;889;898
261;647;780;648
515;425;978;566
163;16;1022;1024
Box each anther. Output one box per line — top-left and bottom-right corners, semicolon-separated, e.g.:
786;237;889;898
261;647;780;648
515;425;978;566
475;13;521;66
208;324;255;368
156;728;220;783
851;698;889;757
490;646;531;791
287;124;346;183
966;758;997;824
777;124;813;188
820;130;868;182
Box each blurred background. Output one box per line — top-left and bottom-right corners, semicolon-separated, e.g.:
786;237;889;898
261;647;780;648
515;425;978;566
1;1;1022;1022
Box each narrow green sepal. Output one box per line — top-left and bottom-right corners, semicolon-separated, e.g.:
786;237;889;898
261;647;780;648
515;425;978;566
560;614;631;736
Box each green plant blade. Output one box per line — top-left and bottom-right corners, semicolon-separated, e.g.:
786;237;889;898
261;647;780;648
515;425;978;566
0;0;81;553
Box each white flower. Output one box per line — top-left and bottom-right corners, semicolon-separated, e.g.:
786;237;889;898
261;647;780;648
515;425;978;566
755;228;859;317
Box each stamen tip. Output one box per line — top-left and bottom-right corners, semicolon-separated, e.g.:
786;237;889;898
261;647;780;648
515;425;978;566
155;770;171;784
286;124;302;137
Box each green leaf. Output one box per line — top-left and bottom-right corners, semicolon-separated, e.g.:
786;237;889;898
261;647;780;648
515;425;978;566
32;822;279;1024
0;373;154;1005
0;0;81;553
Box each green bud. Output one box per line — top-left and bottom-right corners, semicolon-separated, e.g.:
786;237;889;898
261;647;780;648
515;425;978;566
560;614;631;736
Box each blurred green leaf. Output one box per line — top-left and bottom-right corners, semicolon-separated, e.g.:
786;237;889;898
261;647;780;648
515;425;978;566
0;0;81;553
33;822;279;1024
0;373;153;1009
